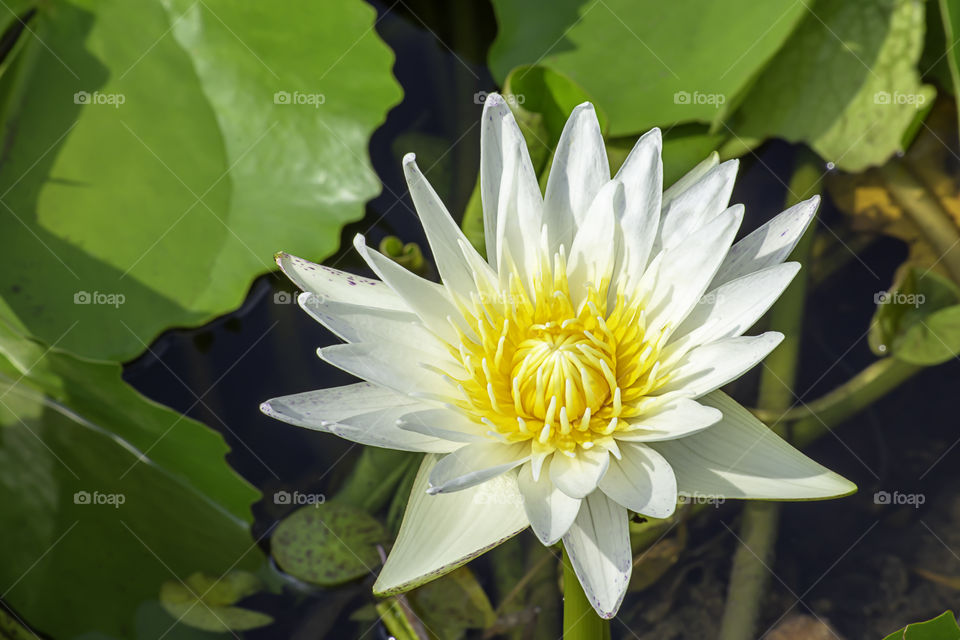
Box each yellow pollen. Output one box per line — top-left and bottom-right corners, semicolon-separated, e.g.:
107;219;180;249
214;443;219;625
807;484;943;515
452;252;669;454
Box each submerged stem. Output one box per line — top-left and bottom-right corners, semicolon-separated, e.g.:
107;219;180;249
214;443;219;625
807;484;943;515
562;548;610;640
717;151;819;640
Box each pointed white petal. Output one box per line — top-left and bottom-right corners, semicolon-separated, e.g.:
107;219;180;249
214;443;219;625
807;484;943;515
599;443;677;518
656;332;784;399
657;160;738;251
428;442;529;494
403;153;483;295
319;342;454;397
637;205;743;335
613;128;662;282
662;152;719;207
396;408;488;443
617;398;722;442
562;491;631;619
567;179;622;296
667;262;800;355
353;235;462;344
518;460;581;545
550;448;610;499
651;391;857;499
275;252;407;311
260;384;457;453
374;454;528;595
495;124;544;284
298;293;451;362
713;196;819;288
543;103;609;253
480;94;542;271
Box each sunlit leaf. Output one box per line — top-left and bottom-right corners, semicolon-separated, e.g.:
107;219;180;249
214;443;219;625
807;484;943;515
732;0;934;171
883;610;960;639
0;0;401;361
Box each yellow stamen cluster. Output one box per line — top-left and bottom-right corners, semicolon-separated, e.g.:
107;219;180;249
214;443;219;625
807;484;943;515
449;253;669;456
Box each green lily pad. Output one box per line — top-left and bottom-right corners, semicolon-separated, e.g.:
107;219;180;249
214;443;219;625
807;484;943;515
271;503;386;586
883;610;960;639
488;0;807;136
732;0;935;171
159;571;272;633
869;266;960;364
0;0;401;361
0;301;260;639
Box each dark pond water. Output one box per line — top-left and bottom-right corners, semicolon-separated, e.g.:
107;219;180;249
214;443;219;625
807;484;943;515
121;1;960;638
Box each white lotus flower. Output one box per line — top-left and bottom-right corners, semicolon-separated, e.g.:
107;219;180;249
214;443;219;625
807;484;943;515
262;94;855;618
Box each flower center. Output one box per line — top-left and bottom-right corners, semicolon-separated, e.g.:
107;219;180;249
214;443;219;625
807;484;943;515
449;253;670;456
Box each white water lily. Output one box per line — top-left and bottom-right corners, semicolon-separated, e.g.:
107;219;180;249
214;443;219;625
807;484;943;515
262;94;855;618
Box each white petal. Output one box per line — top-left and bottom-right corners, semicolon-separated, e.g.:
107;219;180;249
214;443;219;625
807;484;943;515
319;342;454;397
617;397;722;442
353;234;462;344
543;103;609;253
662;152;719;206
480;94;542;272
298;293;451;362
397;408;488;443
567;179;623;296
657;160;738;251
403;153;483;295
650;391;857;499
713;196;818;288
428;442;529;494
260;384;457;453
374;454;528;595
550;448;610;499
599;443;677;518
613;128;662;284
666;262;800;356
275;252;407;311
518;460;582;545
495;124;544;284
637;205;743;336
562;491;631;619
656;332;784;399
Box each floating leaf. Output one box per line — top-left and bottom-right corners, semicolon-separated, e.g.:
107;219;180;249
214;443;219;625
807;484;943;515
883;610;960;639
869;267;960;363
409;566;496;640
488;0;806;136
0;0;401;361
159;571;272;633
732;0;934;171
271;503;386;586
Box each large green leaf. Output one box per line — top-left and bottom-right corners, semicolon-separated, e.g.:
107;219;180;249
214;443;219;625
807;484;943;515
488;0;807;136
732;0;934;171
0;305;261;639
0;0;401;361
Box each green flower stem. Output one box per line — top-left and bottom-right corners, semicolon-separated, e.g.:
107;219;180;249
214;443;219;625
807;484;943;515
749;356;922;434
717;152;820;640
562;548;610;640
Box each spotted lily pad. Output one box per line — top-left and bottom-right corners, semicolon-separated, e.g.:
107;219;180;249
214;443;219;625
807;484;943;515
270;503;386;586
